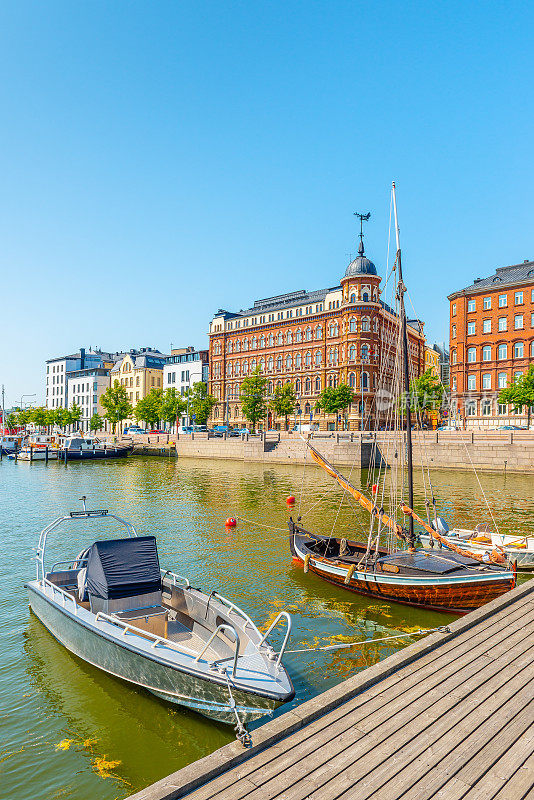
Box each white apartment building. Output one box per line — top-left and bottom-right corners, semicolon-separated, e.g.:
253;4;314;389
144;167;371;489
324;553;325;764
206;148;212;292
67;368;111;432
163;347;209;427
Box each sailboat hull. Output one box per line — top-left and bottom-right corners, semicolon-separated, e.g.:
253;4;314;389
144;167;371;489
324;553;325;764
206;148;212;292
290;532;515;614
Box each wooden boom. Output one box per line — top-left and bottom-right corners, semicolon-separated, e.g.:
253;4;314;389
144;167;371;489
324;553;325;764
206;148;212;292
305;441;405;542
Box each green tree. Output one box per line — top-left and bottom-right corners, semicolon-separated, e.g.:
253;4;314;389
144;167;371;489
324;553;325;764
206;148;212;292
187;382;217;426
17;408;33;427
89;413;103;433
29;406;49;429
68;403;82;429
54;407;71;430
316;384;355;430
240;368;268;432
499;365;534;428
4;412;18;430
134;388;163;429
159;388;186;430
270;383;296;430
100;381;133;434
409;369;444;413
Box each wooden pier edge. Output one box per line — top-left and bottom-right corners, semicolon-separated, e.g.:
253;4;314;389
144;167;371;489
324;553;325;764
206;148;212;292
125;578;534;800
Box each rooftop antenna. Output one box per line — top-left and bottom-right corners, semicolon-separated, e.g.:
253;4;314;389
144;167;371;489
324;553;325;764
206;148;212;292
353;211;371;254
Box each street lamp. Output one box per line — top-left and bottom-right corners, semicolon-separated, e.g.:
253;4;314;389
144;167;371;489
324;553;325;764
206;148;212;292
20;393;36;410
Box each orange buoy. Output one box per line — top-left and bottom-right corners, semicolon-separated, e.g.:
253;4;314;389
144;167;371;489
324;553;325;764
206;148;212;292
225;517;237;528
286;495;296;505
372;484;378;495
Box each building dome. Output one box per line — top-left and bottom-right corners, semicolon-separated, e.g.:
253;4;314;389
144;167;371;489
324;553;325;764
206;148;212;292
344;240;377;278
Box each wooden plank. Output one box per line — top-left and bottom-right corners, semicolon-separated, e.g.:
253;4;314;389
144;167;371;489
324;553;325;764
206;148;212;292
458;734;534;799
181;606;534;800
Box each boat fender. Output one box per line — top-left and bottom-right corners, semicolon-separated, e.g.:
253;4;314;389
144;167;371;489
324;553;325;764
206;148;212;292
304;554;311;573
340;538;349;555
344;564;355;585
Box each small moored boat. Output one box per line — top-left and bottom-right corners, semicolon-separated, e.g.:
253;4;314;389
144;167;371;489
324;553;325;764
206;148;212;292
419;524;534;571
11;433;59;460
58;435;132;460
27;501;294;730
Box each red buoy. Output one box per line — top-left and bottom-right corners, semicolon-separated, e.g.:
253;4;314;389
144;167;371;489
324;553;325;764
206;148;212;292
225;517;237;528
286;495;296;505
372;484;378;495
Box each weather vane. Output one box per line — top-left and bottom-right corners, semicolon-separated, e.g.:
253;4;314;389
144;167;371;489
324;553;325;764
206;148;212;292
353;211;371;245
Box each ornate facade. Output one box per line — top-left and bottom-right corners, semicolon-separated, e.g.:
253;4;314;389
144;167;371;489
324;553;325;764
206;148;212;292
208;238;426;430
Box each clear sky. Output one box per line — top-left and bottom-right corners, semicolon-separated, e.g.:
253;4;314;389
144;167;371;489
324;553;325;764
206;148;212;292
1;1;533;407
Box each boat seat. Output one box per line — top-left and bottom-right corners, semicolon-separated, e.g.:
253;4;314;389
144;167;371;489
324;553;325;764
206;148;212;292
45;569;80;590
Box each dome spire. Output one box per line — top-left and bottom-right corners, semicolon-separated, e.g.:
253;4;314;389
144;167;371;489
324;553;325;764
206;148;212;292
344;210;377;278
354;211;371;255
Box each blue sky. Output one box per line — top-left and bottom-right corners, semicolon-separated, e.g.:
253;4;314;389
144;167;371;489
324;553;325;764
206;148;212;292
1;1;533;406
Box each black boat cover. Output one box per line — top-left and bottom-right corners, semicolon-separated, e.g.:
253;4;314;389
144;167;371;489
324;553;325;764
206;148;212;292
85;536;162;599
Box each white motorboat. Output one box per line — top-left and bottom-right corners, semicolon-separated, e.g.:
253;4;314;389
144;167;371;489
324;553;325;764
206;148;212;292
11;433;59;460
26;501;294;732
419;523;534;571
1;433;24;455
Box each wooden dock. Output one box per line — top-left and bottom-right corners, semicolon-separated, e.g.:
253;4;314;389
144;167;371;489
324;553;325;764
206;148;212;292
128;579;534;800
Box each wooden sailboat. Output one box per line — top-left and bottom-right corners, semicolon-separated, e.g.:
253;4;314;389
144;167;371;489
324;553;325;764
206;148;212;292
289;184;516;614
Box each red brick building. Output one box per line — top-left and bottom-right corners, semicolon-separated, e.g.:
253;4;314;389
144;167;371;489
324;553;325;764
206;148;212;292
448;259;534;427
208;238;426;430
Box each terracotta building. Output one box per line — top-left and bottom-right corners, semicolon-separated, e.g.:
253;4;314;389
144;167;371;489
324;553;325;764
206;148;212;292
208;236;426;430
448;259;534;428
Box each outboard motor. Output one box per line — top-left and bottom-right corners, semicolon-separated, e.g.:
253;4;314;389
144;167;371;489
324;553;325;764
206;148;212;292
431;517;450;536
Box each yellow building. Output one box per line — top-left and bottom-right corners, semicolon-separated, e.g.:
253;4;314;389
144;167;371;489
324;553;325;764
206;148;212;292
425;345;440;378
110;348;168;425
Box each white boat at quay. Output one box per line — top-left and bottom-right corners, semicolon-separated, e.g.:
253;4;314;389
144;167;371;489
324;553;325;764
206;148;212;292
11;433;59;460
419;523;534;571
26;500;294;735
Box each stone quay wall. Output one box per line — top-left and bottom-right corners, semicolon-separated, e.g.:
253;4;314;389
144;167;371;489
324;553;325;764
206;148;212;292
119;431;534;473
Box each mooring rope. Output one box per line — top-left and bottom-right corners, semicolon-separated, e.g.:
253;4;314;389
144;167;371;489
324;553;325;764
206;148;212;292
283;626;450;655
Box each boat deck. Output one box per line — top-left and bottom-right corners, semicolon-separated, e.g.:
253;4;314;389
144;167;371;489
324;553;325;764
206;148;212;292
126;578;534;800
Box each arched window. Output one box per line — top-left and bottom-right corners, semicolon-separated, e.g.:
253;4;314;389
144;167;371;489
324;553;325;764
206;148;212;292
498;344;507;360
349;372;356;388
482;345;491;361
305;402;311;414
286;330;293;344
268;381;273;394
236;340;241;352
305;326;311;341
243;339;248;351
315;376;321;392
227;341;233;353
295;352;302;368
349;317;357;333
361;317;370;332
267;356;274;371
362;291;369;302
277;331;284;345
373;317;378;332
315;325;322;339
296;378;302;393
451;349;457;364
235;362;240;375
295;329;302;342
467;347;476;363
531;341;534;357
361;345;369;361
514;341;524;358
227;363;232;376
276;380;282;389
329;323;334;337
315;351;321;366
277;355;283;370
259;358;265;372
251;358;257;371
305;377;311;394
252;336;257;349
350;293;356;303
268;333;274;347
362;372;369;390
286;354;292;370
259;335;265;348
349;345;356;361
305;351;311;367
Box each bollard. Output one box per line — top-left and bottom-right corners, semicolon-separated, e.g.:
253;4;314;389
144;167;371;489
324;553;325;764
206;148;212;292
30;446;33;462
45;446;48;464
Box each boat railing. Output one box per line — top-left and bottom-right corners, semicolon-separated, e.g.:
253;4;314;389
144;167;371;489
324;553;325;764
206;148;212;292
94;611;200;658
194;623;240;678
211;591;261;638
42;577;80;615
50;557;89;572
258;611;292;667
161;569;190;588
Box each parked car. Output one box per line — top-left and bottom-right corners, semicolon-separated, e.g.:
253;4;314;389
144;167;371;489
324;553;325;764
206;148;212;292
436;425;459;431
177;426;194;435
497;425;526;430
208;428;223;437
123;426;146;434
148;429;166;434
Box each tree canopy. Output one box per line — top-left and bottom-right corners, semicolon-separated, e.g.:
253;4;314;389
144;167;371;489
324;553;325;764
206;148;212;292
499;365;534;427
270;383;296;429
240;368;268;432
316;384;355;428
408;369;445;412
100;381;133;433
159;388;187;428
89;413;103;432
187;382;217;425
134;388;163;429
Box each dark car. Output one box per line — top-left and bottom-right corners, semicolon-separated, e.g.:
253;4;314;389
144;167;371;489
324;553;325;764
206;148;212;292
148;429;166;434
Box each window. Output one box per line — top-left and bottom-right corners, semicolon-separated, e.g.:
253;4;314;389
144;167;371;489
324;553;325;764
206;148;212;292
305;327;312;341
286;354;292;370
349;345;356;361
350;293;356;303
468;299;476;312
482;345;491;361
314;351;321;366
514;371;523;383
482;373;491;389
305;377;311;394
515;314;524;329
349;318;357;333
349;372;356;388
362;372;369;389
295;353;302;368
361;317;370;332
514;342;524;358
267;356;274;372
467;321;476;335
452;303;457;316
498;344;507;360
483;297;491;310
315;325;322;340
467;374;476;390
361;345;369;361
465;400;476;416
498;372;507;389
482;319;491;334
498;404;507;415
498;317;507;332
305;352;311;367
515;291;523;305
451;350;457;364
315;376;321;392
482;400;492;416
467;347;476;363
452;324;456;338
499;294;507;308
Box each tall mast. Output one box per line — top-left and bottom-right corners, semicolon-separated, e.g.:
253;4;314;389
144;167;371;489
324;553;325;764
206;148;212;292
391;182;415;549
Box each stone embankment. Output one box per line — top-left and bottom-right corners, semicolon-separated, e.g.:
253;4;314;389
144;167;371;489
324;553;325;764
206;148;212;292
109;430;534;473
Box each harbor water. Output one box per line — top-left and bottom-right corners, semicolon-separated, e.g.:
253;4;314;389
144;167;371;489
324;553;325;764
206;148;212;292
1;454;532;799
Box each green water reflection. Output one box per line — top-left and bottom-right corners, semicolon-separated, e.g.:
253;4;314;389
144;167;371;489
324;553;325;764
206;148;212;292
1;455;532;799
